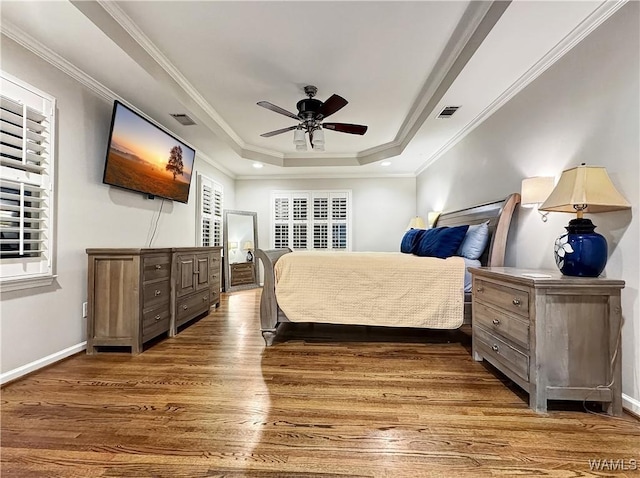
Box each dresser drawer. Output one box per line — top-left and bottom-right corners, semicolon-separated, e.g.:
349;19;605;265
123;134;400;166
176;291;210;326
142;303;171;341
142;254;171;282
142;280;170;308
474;279;529;318
210;288;220;305
474;325;529;381
474;302;530;349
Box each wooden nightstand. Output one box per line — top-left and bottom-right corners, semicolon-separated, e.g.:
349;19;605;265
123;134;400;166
469;267;624;416
230;261;255;286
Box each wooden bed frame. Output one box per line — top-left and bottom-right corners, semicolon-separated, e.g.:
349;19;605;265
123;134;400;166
256;193;520;346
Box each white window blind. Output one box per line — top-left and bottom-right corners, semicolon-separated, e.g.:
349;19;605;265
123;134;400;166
196;173;223;247
271;190;351;251
0;72;56;289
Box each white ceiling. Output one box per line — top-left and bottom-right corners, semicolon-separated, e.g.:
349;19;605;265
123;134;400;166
1;1;618;178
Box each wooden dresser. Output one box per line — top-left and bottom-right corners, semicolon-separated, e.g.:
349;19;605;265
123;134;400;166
230;261;255;286
470;267;624;416
86;246;221;354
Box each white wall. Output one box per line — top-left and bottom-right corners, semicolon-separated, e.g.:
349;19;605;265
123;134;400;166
235;177;416;253
0;38;236;377
416;3;639;409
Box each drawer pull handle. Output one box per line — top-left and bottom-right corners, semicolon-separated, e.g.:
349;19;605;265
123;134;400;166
512;298;521;306
155;264;162;270
183;305;188;310
492;319;500;326
476;287;484;293
154;314;161;321
491;344;499;352
154;290;162;296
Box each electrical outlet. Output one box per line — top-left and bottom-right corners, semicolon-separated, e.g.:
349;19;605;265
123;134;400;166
82;302;88;318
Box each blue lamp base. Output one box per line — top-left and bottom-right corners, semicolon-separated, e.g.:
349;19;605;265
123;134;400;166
553;218;607;277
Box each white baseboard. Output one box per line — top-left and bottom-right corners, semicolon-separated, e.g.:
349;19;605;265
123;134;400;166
622;393;640;417
1;341;87;385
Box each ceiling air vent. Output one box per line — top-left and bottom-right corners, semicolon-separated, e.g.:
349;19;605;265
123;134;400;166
170;113;197;126
437;106;460;119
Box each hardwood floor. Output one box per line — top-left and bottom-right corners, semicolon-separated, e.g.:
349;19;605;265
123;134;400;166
2;288;639;477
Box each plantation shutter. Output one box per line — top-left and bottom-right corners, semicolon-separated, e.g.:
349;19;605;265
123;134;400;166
330;193;349;250
291;194;309;250
197;173;223;247
272;194;291;248
313;196;329;249
0;73;55;287
272;191;351;251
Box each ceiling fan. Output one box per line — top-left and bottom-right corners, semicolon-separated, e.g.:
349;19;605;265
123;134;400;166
257;85;368;151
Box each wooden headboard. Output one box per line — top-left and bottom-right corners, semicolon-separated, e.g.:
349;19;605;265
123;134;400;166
434;193;520;267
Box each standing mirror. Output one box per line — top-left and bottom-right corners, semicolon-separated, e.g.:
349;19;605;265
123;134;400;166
223;210;259;292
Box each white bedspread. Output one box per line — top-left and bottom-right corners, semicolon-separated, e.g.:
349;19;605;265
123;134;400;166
275;252;466;329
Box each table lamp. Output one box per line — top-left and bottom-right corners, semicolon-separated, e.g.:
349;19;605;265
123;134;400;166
539;164;630;277
243;241;254;262
406;216;426;230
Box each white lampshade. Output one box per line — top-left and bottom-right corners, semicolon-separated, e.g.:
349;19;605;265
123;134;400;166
296;142;307;151
293;128;306;145
539;164;630;215
521;177;555;208
243;241;254;250
406;216;426;230
427;211;441;228
312;128;324;145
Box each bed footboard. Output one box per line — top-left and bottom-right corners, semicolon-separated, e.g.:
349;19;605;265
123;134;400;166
256;248;292;346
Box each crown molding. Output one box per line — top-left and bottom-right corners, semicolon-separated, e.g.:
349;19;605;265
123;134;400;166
414;0;628;176
236;172;416;181
79;0;507;167
0;21;117;103
196;152;236;179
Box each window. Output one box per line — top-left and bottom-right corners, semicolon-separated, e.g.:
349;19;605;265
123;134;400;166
0;72;56;291
271;191;351;251
196;173;223;247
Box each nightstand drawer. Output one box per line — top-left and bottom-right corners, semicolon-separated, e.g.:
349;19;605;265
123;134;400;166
474;279;529;318
474;302;529;349
474;325;529;381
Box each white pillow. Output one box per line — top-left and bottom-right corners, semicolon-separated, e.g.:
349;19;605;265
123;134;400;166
457;221;490;260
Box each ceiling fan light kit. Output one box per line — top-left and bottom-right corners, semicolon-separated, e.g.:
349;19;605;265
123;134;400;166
258;85;368;151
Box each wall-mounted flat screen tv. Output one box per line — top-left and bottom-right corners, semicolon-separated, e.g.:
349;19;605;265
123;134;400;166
103;101;195;204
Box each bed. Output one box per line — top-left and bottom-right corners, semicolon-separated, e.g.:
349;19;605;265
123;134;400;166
256;193;520;346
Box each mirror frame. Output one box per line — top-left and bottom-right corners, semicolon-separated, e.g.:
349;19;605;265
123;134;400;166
223;209;259;292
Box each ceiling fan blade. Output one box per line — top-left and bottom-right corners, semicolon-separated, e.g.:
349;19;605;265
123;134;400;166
260;125;298;137
257;101;300;120
322;123;368;135
317;94;348;119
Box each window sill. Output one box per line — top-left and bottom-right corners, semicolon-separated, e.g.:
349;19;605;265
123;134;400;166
0;275;57;293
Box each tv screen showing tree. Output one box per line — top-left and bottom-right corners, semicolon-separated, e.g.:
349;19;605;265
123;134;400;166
103;101;196;203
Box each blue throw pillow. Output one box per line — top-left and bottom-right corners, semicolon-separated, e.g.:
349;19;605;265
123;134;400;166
414;225;469;259
457;221;490;260
400;228;426;254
